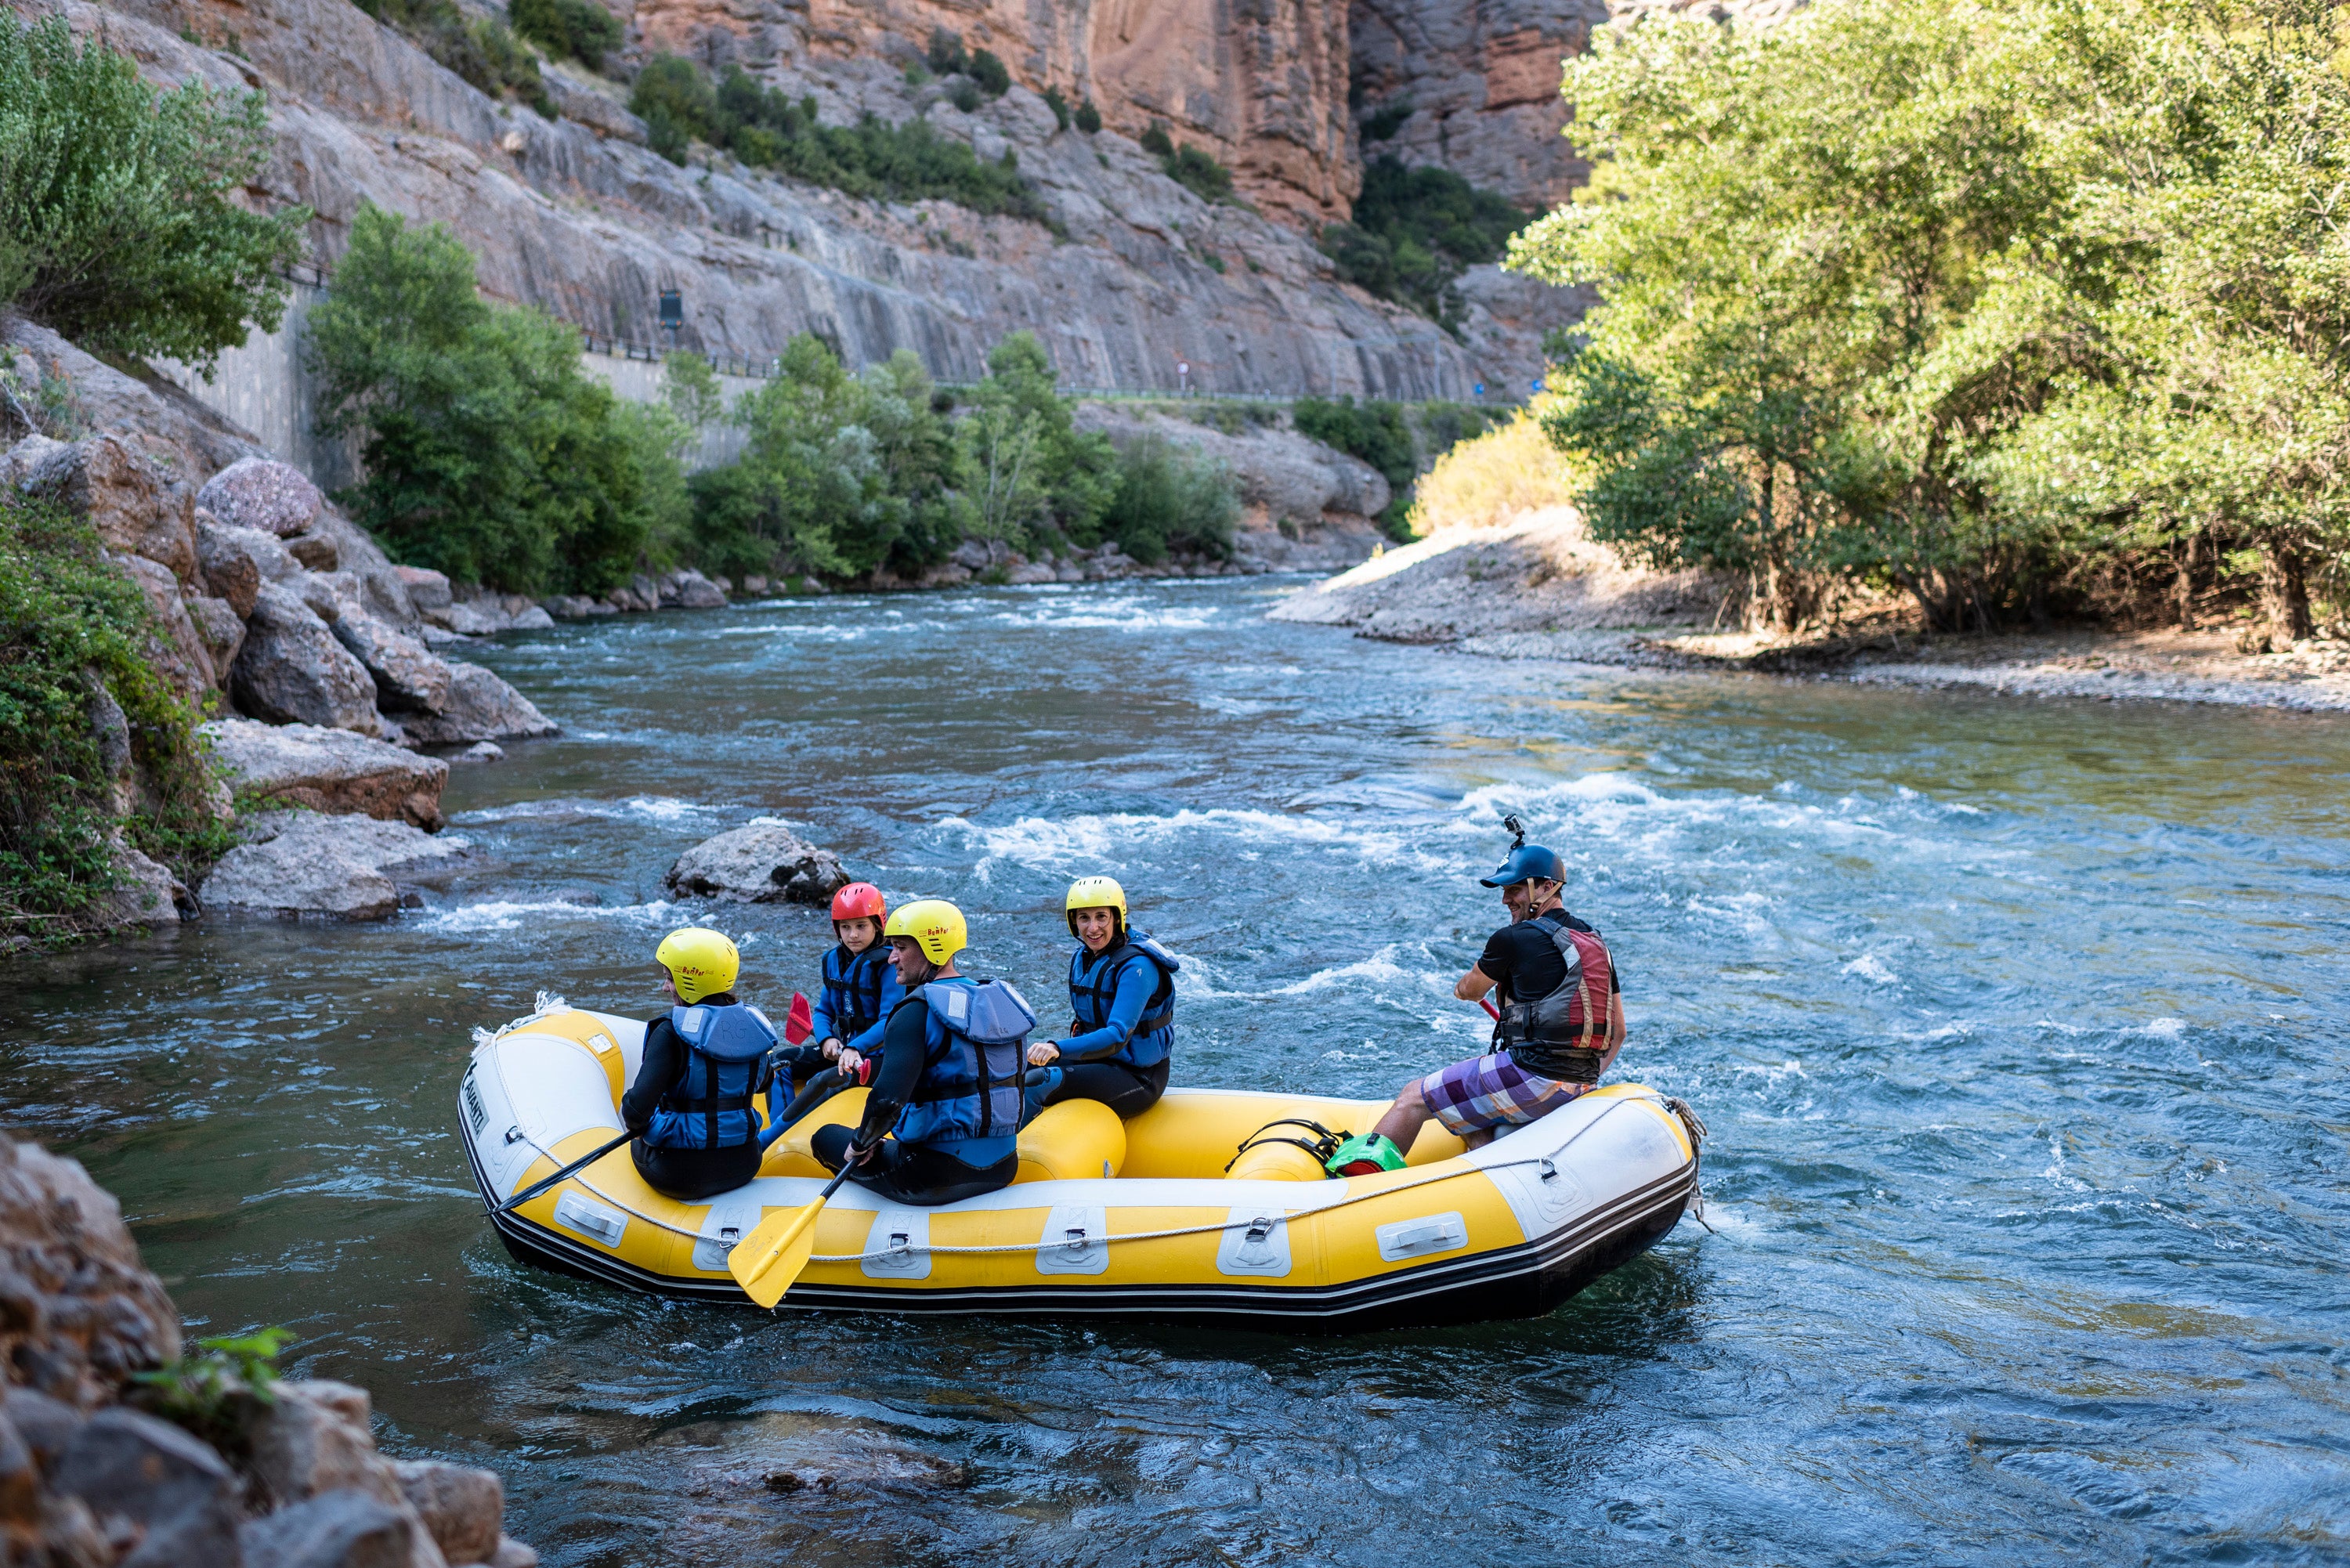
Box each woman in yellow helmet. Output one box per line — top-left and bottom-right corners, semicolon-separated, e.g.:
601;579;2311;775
1022;876;1180;1121
816;899;1030;1205
620;927;776;1199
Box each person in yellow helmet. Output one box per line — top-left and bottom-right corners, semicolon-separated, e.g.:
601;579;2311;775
620;927;776;1199
1021;875;1180;1121
817;899;1032;1205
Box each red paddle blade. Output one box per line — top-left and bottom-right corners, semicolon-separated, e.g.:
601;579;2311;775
784;992;813;1045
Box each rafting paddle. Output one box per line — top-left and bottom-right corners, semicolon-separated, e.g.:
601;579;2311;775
783;992;813;1046
732;1162;856;1307
492;1129;632;1216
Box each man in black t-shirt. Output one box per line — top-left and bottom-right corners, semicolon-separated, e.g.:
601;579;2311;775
1329;842;1625;1176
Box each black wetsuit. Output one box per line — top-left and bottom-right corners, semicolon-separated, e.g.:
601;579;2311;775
622;992;763;1200
808;993;1018;1207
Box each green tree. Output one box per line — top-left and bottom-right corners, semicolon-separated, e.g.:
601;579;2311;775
0;16;307;374
1099;439;1239;562
663;351;726;429
1513;0;2350;637
308;203;656;594
958;333;1115;545
700;334;901;577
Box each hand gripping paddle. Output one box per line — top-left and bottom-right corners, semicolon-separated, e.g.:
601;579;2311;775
731;1162;856;1307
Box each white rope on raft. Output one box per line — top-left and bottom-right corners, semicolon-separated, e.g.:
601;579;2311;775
486;1028;1691;1266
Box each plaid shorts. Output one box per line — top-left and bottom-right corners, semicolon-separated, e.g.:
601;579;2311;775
1419;1051;1584;1136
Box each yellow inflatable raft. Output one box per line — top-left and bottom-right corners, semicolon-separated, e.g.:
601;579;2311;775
460;1002;1706;1330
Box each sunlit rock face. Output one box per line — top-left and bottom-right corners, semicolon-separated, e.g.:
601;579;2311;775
634;0;1360;226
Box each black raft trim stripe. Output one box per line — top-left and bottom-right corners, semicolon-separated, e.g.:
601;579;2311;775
463;1123;1694;1317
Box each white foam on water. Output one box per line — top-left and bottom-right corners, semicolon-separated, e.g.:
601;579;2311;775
2136;1017;2188;1039
413;898;678;934
935;807;1441;880
1842;953;1900;985
1174;946;1426;1003
987;601;1218;633
457;795;715;826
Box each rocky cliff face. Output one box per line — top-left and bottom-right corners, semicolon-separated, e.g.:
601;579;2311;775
653;0;1361;226
1348;0;1601;211
30;0;1577;402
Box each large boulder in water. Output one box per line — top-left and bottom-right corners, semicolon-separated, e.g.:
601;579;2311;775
664;822;850;905
396;662;558;746
230;583;384;735
202;718;447;829
197;811;470;920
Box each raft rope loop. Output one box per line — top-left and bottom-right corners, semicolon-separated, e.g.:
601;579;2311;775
1663;1095;1714;1234
483;1032;1712;1264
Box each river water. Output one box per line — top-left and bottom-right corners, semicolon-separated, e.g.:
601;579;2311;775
5;580;2345;1565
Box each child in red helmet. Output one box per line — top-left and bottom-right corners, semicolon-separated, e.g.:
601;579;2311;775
772;883;902;1111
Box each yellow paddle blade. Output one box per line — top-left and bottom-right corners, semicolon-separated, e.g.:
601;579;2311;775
729;1198;827;1308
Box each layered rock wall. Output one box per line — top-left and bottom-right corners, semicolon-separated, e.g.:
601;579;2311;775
38;0;1556;403
1348;0;1602;211
638;0;1359;225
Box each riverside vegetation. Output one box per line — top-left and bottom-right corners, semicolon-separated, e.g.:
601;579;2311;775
0;17;282;940
1512;0;2350;643
309;204;1247;594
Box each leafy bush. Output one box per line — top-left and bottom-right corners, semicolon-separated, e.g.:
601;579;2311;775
946;78;982;114
1295;395;1420;538
308;204;674;594
629;56;1050;223
0;497;231;943
0;17;306;374
1043;85;1072;130
1321;158;1530;334
1133;122;1235;203
1163;145;1233;203
355;0;551;116
1099;439;1239;562
1405;404;1574;536
969;49;1009;97
926;27;967;76
1075;99;1101;134
508;0;620;71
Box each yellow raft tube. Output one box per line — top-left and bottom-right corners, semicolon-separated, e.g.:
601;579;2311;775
461;1002;1706;1331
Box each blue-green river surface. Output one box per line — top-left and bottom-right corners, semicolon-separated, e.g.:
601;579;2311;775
5;578;2347;1566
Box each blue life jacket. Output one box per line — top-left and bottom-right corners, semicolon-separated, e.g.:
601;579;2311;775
892;977;1032;1149
645;1002;777;1151
1068;933;1179;1069
816;942;893;1043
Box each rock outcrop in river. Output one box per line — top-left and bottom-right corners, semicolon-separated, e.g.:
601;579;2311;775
665;822;853;905
1268;504;1727;652
0;1136;538;1568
